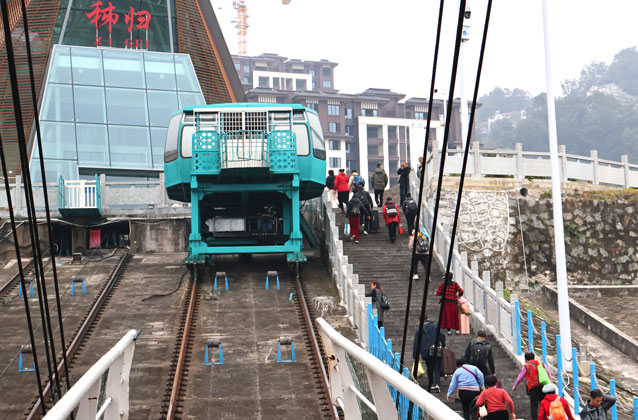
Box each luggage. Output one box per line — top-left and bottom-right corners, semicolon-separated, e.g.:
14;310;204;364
442;348;456;375
370;210;380;233
398;224;404;235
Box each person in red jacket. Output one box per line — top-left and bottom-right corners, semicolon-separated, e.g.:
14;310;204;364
537;383;575;420
382;197;401;243
334;169;350;213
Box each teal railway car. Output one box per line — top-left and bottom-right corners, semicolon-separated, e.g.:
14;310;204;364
164;103;326;264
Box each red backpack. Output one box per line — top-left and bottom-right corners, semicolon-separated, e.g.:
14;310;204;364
549;398;566;420
525;360;541;390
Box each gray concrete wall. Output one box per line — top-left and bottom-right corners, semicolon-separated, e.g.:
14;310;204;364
129;218;190;254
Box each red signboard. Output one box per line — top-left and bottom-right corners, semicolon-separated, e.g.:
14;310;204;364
86;1;152;48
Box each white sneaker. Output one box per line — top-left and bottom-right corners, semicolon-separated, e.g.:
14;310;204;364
355;240;359;244
349;236;355;241
412;274;419;280
363;231;369;235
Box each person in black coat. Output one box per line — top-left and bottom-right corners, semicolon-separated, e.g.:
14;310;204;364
413;314;446;392
365;281;385;328
353;185;373;234
397;162;411;205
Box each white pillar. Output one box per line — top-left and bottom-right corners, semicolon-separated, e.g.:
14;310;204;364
458;0;471;148
542;0;572;371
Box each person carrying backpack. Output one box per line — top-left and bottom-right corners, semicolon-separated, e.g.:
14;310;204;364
402;193;418;234
413;314;446;393
579;389;617;420
408;227;430;280
348;169;365;192
365;281;387;328
382;196;401;243
463;330;495;377
537;383;575;420
353;185;373;235
346;195;369;243
370;163;388;206
512;352;553;420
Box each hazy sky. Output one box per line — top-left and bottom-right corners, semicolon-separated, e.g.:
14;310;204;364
213;0;638;99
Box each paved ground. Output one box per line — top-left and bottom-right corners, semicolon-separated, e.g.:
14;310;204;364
575;296;638;342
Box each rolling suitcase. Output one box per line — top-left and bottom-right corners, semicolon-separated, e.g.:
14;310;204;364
370;210;380;233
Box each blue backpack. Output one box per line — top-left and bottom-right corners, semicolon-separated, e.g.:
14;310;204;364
353;175;365;188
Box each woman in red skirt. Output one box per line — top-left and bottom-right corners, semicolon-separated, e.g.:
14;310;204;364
436;272;464;335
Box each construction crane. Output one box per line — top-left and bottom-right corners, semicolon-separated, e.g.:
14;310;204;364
231;0;290;56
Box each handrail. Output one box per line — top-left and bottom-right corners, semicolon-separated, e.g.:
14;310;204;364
42;329;137;420
317;318;462;420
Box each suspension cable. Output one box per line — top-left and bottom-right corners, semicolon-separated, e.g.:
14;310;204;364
0;0;62;399
398;0;446;377
0;133;46;413
408;1;469;415
432;0;494;390
18;0;72;392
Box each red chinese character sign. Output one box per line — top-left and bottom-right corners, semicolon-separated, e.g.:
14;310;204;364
86;1;151;48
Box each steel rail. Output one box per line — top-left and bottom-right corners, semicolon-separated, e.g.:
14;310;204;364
0;257;34;297
25;251;130;420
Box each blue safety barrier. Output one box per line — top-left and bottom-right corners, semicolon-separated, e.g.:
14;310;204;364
633;397;637;420
572;348;580;415
610;379;617;420
515;301;522;356
556;335;563;397
18;345;35;372
541;322;547;366
527;310;534;352
266;271;280;291
591;363;597;391
277;337;296;363
214;272;228;292
71;277;86;296
204;339;223;365
18;281;34;298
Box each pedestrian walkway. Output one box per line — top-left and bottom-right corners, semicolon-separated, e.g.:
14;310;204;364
336;208;532;419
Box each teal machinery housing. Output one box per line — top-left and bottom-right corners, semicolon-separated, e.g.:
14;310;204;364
164;103;326;263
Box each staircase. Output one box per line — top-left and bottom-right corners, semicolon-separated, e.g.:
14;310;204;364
335;206;532;420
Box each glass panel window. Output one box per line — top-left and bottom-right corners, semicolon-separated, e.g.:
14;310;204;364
33;122;77;160
41;84;74;122
415;112;426;120
293;124;310;156
306;102;317;111
144;53;177;91
178;92;205;108
367;126;380;139
244;65;250;73
258;76;269;87
30;159;78;183
147;91;179;127
345;142;352;153
71;48;103;86
328;122;340;133
244;77;249;84
345;125;354;136
309;70;315;77
323;80;332;88
48;47;72;84
151;127;168;168
73;86;106;124
235;63;241;70
106;87;148;126
108;125;152;168
180;125;195;157
345;108;353;119
329;140;340;150
295;79;306;91
328;104;340;116
76;124;109;166
175;55;200;92
329;157;341;168
103;49;145;89
323;67;331;77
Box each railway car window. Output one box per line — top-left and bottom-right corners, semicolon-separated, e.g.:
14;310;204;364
181;125;195;158
164;114;181;162
293;124;310;156
307;113;326;160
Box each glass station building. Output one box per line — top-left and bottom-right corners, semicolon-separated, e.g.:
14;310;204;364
0;0;244;181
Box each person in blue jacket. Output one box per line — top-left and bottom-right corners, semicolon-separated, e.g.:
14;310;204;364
447;359;485;420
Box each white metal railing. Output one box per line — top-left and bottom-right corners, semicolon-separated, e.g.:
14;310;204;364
425;141;638;187
42;330;137;420
64;180;98;208
318;318;463;420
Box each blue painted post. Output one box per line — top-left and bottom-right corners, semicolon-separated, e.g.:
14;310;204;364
380;327;386;361
541;322;548;366
515;301;522;356
590;363;597;391
633;397;637;420
373;315;379;358
368;303;373;355
572;347;580;415
400;368;410;420
527;310;534;352
556;335;563;397
609;379;617;420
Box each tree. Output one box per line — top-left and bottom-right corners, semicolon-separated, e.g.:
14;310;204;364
561;61;608;97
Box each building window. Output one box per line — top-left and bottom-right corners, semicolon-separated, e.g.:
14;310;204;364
367;126;380;139
235;63;240;70
295;79;307;91
367;144;379;156
329;140;341;150
310;70;315;77
258;76;269;87
345;125;354;136
328;122;340;133
243;77;249;84
361;108;378;117
345;142;352;153
312;81;316;89
415;111;428;120
323;80;332;88
323;67;331;76
329;157;341;168
388;126;397;140
244;65;250;73
306;102;317;111
346;160;355;171
345;108;353;119
328;104;340;116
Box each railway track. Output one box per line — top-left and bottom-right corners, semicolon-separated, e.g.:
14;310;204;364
162;260;337;420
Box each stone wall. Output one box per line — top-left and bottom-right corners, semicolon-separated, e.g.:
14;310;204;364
434;189;638;288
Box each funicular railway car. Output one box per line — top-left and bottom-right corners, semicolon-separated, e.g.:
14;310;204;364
164;103;326;263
